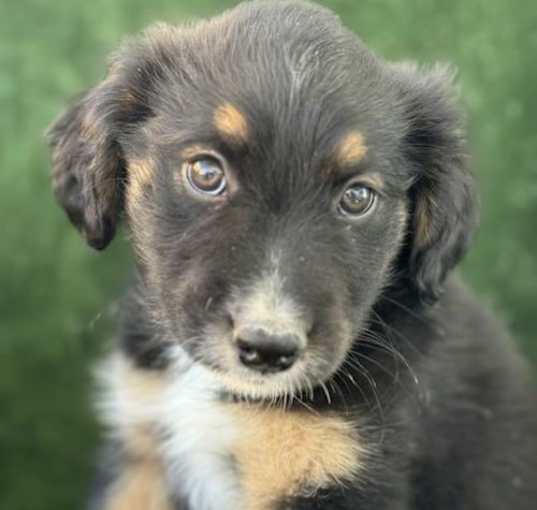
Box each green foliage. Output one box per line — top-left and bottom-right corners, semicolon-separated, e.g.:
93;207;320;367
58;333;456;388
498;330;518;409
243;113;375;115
1;1;535;508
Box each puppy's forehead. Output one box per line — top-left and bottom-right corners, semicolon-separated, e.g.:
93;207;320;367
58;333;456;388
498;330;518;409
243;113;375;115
210;102;368;164
137;1;404;181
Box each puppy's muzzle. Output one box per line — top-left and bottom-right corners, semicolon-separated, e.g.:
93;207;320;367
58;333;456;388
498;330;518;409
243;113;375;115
227;265;311;375
235;328;302;373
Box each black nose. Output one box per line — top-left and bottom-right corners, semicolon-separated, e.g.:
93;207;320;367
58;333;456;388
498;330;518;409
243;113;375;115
236;328;301;373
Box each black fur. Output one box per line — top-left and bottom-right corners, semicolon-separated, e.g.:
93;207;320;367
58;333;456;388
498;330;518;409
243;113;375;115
47;1;536;509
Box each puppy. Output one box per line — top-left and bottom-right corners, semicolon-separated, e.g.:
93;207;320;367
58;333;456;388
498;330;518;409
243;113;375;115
47;1;537;509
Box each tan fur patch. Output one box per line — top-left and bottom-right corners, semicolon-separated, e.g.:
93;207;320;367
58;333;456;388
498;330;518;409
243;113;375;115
124;424;160;460
104;459;173;510
213;103;249;143
336;131;368;167
109;354;167;458
102;357;171;510
119;355;166;399
124;359;165;440
414;192;437;248
230;406;364;510
127;159;154;208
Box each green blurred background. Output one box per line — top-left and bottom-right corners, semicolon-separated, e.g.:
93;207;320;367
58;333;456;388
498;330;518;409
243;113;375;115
1;0;535;508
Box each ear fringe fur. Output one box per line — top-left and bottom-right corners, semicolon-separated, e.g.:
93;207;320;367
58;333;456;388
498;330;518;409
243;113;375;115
391;62;478;303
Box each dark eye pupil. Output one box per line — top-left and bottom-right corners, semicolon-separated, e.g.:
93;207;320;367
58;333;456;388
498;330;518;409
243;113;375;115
340;185;374;215
187;158;226;194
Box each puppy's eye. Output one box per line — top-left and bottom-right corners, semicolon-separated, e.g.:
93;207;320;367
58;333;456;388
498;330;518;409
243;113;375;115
338;184;376;217
185;157;227;196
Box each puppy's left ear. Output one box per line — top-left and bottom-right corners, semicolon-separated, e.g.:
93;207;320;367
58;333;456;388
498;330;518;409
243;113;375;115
394;64;478;303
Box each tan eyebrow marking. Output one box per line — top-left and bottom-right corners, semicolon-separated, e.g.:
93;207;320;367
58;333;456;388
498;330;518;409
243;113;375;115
335;131;368;167
213;103;249;143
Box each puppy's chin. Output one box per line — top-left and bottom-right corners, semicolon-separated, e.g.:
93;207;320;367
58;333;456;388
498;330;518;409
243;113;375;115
209;341;353;403
212;362;316;402
168;343;330;402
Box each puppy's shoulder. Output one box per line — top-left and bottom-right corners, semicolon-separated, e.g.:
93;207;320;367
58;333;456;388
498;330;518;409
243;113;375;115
432;277;529;367
413;277;537;505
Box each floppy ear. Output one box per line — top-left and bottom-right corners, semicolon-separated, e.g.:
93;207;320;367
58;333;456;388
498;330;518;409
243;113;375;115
46;75;129;250
47;26;177;249
394;64;478;303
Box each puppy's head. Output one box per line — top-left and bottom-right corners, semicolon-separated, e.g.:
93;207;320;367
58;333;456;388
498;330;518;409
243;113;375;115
47;1;476;399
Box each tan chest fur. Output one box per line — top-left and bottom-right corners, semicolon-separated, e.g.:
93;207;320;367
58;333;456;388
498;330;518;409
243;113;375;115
229;406;364;510
104;458;173;510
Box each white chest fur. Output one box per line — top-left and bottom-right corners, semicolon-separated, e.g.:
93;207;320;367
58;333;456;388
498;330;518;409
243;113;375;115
97;352;243;510
160;359;242;510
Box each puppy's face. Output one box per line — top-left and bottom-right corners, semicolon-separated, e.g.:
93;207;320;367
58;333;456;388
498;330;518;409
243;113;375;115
47;2;476;399
125;106;407;397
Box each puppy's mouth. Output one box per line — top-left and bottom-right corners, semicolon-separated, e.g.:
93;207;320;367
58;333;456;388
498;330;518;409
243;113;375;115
175;326;351;403
213;355;319;402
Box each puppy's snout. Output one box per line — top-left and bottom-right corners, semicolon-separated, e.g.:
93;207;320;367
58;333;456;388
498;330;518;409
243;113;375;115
235;328;302;373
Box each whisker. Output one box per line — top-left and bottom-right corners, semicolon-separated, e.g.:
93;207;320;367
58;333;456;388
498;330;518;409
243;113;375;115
350;350;400;383
379;294;430;326
359;328;420;387
318;379;332;405
341;357;385;429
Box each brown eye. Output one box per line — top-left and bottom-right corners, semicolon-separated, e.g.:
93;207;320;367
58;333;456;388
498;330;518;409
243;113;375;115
338;184;376;217
185;157;227;196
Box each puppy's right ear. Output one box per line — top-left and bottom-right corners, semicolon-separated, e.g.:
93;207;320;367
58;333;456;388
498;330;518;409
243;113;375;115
48;24;181;248
47;77;125;250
